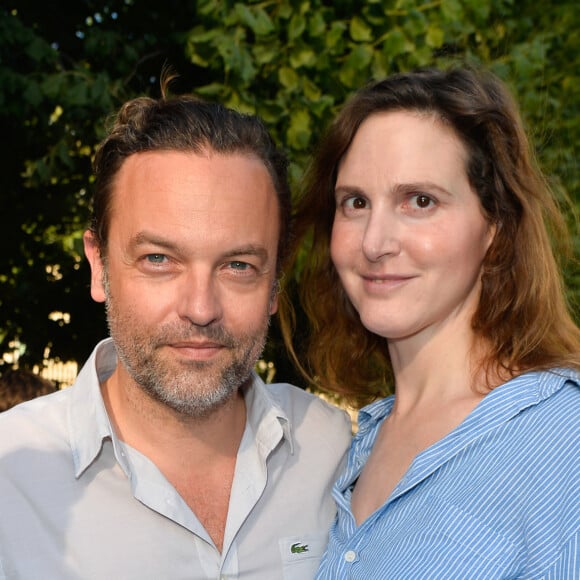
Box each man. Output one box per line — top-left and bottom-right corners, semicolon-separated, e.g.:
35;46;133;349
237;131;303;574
0;88;351;579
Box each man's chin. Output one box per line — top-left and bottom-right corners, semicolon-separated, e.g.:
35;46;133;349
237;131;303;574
156;383;238;419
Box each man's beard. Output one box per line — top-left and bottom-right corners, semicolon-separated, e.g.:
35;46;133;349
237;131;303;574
103;278;270;419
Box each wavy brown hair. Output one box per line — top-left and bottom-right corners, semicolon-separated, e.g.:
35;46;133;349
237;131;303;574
280;66;580;406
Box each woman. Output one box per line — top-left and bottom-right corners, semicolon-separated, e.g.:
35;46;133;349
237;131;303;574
282;67;580;578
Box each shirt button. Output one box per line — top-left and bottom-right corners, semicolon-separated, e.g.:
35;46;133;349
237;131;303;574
344;550;356;562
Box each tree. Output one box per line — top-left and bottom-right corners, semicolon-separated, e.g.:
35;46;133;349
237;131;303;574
1;1;200;368
1;0;578;380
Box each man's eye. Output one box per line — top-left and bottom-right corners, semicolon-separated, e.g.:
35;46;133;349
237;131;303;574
146;254;167;263
229;261;251;271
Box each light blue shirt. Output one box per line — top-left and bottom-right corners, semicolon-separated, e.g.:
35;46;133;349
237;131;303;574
317;369;580;579
0;339;351;580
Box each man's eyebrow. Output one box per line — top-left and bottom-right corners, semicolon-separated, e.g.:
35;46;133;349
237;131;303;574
129;232;179;251
129;234;270;262
222;245;269;262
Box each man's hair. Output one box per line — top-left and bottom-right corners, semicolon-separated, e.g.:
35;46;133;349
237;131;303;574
91;84;291;272
281;66;580;406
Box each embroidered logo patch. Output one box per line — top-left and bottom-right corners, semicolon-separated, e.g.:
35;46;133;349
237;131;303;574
290;542;309;554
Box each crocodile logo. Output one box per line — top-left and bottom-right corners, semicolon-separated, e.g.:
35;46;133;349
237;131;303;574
290;542;309;554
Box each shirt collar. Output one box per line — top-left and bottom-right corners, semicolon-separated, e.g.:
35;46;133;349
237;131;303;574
535;367;579;398
342;368;580;500
355;368;580;438
242;372;294;455
68;338;119;478
356;395;395;437
67;338;294;477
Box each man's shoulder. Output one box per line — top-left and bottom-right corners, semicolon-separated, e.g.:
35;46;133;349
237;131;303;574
0;388;70;452
265;382;352;432
263;382;352;467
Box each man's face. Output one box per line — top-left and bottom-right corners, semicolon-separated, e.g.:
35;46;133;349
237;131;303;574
84;149;280;417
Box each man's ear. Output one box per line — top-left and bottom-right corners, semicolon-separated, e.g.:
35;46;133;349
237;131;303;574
83;230;106;303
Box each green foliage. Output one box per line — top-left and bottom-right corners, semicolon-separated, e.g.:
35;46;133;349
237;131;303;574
182;0;579;331
1;0;578;377
1;1;198;367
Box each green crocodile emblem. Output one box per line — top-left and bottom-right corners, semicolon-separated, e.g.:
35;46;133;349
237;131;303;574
290;542;310;554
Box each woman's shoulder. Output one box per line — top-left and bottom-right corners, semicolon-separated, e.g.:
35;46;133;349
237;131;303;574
497;367;580;412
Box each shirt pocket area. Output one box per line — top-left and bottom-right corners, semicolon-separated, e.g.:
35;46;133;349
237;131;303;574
279;531;328;580
386;493;520;578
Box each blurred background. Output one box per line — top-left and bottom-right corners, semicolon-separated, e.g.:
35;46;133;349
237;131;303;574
1;0;578;395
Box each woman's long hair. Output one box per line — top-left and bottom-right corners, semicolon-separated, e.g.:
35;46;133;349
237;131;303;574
280;66;580;406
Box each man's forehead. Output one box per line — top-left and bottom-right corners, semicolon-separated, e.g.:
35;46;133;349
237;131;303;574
106;150;280;247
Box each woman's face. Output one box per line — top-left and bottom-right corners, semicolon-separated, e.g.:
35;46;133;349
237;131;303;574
331;110;495;344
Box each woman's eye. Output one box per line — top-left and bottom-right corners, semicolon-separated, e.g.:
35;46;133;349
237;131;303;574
411;194;434;209
344;196;368;210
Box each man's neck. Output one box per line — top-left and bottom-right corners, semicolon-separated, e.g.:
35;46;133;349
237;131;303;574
100;366;248;552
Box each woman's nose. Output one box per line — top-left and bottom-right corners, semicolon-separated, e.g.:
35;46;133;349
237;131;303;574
362;211;401;262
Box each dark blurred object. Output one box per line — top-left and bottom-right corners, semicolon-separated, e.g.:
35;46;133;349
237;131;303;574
0;368;57;412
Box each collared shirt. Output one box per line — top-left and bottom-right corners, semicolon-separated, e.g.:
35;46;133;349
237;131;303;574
0;339;351;580
317;369;580;579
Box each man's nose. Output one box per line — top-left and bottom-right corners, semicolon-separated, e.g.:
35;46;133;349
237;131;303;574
177;269;222;327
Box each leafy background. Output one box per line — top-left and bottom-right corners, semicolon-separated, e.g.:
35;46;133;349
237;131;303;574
1;0;578;384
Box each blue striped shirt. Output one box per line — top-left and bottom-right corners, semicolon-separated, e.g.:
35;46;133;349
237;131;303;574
316;369;580;579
